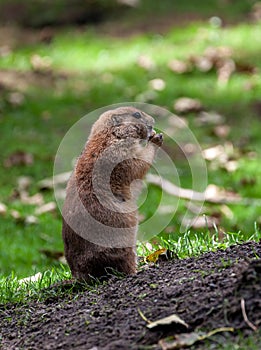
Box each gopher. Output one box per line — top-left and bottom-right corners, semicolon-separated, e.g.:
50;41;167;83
62;106;163;281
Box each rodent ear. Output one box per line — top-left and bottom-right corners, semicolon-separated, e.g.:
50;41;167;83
111;115;122;126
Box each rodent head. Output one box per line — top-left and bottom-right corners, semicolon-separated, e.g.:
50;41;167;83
90;107;155;141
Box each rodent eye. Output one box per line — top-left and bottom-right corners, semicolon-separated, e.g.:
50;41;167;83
132;111;142;119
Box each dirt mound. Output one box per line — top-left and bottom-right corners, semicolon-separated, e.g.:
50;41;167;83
0;241;260;349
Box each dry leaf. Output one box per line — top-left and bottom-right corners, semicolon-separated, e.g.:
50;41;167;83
204;46;233;62
213;125;231;138
145;242;153;251
220;205;234;219
146;248;167;263
59;255;67;264
17;176;32;191
168;59;191;74
159;332;200;350
246;151;257;159
174;97;202;114
137;55;155;70
30;54;52;72
4;151;34;168
147;314;188;330
191;56;213;72
10;209;21;220
202;145;224;161
223;160;238;172
189;46;237;85
205;184;241;203
25;215;39;225
0;202;7;215
18;272;42;284
10;210;38;225
217;58;236;85
202;143;239;172
159;327;234;350
38;171;71;190
14;176;44;206
190;46;233;76
195;111;225;126
20;192;44;206
149;78;166;91
7;92;25;106
35;202;57;215
203;142;234;159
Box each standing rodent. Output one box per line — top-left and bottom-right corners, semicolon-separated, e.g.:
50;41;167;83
62;106;163;281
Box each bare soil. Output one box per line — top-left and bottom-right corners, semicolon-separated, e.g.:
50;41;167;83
0;241;260;349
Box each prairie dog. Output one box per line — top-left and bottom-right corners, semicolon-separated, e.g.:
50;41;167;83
62;106;163;281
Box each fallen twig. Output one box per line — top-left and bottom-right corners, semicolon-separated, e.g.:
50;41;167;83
38;172;261;206
241;298;258;332
146;174;261;206
137;307;151;324
147;174;205;201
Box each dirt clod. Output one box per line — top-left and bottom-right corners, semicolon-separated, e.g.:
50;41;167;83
0;241;260;349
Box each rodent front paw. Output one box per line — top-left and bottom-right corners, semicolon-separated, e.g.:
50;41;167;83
150;133;163;146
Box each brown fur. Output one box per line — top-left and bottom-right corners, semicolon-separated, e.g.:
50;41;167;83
62;106;163;281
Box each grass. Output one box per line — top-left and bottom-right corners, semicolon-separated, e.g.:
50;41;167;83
191;330;261;350
0;265;71;305
137;221;261;261
1;224;260;305
0;1;260;289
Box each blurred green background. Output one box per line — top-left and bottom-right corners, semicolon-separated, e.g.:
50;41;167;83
0;0;260;278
